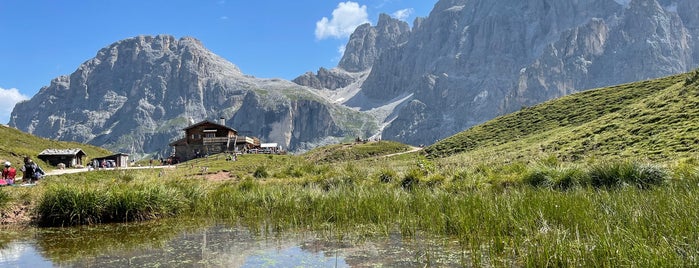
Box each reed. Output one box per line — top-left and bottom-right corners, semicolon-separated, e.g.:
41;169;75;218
36;177;187;226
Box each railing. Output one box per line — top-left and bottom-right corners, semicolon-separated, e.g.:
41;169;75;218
203;137;230;144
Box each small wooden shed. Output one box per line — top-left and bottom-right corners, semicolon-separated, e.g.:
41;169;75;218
91;153;130;168
38;148;86;167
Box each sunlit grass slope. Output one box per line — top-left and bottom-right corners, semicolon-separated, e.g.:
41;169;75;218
425;70;699;163
0;125;112;168
302;140;413;163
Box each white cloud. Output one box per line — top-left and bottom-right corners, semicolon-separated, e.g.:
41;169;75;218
315;1;370;40
392;8;414;21
220;16;229;20
0;87;29;124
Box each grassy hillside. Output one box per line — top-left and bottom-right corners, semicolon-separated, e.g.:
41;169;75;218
0;125;112;168
303;140;414;163
425;70;699;163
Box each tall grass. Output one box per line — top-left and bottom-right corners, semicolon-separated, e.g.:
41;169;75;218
520;161;667;190
0;188;10;208
16;154;699;265
36;176;188;226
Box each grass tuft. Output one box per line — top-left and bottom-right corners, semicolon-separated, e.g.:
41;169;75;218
588;161;667;189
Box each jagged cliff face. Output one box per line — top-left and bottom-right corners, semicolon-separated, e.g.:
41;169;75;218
353;0;698;145
293;14;411;91
338;13;411;72
10;35;375;156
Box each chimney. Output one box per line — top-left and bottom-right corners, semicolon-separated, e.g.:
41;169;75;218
219;117;225;126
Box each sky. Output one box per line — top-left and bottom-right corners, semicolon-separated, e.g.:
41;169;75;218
0;0;437;124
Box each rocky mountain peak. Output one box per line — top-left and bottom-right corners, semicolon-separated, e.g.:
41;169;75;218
354;0;698;146
337;13;411;72
10;35;375;157
294;14;412;91
87;35;242;77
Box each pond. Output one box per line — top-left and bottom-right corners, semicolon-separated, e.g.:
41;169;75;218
0;220;467;267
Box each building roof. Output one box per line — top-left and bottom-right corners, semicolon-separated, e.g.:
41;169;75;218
183;120;237;133
169;137;187;146
38;148;86;156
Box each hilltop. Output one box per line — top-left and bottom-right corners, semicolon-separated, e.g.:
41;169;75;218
425;70;699;163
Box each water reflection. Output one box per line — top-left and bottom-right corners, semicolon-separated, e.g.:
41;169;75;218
0;221;464;267
0;242;53;267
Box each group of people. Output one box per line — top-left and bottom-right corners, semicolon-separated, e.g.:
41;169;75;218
0;156;45;186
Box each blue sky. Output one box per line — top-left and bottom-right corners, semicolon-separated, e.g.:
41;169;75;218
0;0;437;124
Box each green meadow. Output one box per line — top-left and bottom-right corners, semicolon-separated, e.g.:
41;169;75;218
2;70;699;266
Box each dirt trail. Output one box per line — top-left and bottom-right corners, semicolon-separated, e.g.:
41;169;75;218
381;146;423;158
45;165;176;176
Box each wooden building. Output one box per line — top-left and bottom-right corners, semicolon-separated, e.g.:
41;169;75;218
169;120;238;161
38;148;86;167
235;136;261;152
91;153;130;168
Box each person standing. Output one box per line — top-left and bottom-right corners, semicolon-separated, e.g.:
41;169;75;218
1;161;16;185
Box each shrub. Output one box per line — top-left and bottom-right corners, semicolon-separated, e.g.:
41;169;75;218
522;168;551;187
377;168;397;183
253;166;269;178
588;161;667;189
401;168;424;190
632;164;668;189
550;167;588;190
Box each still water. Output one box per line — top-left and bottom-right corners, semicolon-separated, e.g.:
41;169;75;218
0;221;465;267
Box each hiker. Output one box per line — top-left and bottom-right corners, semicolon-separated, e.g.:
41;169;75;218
1;161;16;186
21;157;44;184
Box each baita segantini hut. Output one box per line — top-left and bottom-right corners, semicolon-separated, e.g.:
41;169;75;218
168;118;260;161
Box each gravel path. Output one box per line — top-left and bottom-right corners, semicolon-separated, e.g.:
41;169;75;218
45;165;177;176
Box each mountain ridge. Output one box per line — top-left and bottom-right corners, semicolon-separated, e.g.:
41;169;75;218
10;35;376;157
9;0;699;157
424;70;699;162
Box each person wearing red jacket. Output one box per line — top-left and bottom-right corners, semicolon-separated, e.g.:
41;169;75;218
2;161;16;186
